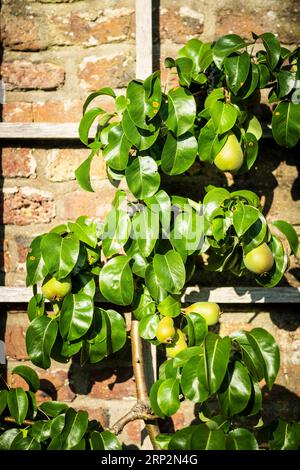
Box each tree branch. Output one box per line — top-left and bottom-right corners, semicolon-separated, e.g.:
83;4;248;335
2;416;34;427
109;401;157;436
130;319;160;449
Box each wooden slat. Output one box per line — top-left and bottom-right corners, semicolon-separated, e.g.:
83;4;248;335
135;0;152;80
0;286;299;304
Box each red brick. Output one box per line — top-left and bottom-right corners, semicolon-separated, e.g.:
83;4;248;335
15;235;31;265
48;9;134;46
3;102;33;123
123;420;142;446
3;187;55;226
4;325;28;360
89;367;136;400
160;7;204;43
1;60;65;90
78;54;135;91
63;185;116;221
216;8;300;44
1;13;47;51
1;148;36;178
32;99;83;123
0;239;12;273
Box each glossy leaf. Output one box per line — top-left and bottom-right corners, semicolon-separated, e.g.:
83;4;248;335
39;401;68;418
149;379;165;418
246;328;280;389
170;206;204;255
139;314;160;340
26;316;58;369
198;119;228;163
226;428;259;450
238;63;260;99
158;295;181;318
256;235;288;288
79;107;103;145
75;150;95;193
132;287;156;320
90;430;122;450
218;362;252;416
161;131;198;175
125;155;160;199
11;434;41;450
186;312;208;346
168;426;195;450
181;354;208;403
233;202;260;237
68;216;97;249
103;124;131;170
213;34;246;68
27;294;45;321
0;429;22;450
272;220;299;256
145;264;168;302
82;87;115;114
260;32;281;70
203;187;230;220
41;232;79;280
201;333;231;395
224;52;251;95
30;420;52;443
102;208;131;257
11;365;40;392
157;378;180;416
7;388;28;425
122;110;159;150
165;87;196;136
153;250;186;294
272;102;300;148
131;207;159;257
60;408;89;450
191;425;226;450
231;331;264;382
270;420;300;450
178;39;213;73
99;255;134;305
209;102;238;134
0;390;8;416
26;235;48;286
59;293;94;341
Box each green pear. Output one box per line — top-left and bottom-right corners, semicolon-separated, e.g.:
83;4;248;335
42;275;72;301
244;243;274;275
166;329;187;358
183;302;221;326
156;317;176;343
214;133;244;172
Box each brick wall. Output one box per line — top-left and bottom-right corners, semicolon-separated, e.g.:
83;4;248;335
0;0;300;448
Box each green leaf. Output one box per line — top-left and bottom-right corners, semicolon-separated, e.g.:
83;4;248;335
242;379;262;417
139;313;160;340
59;293;93;341
79;107;103;145
102;208;131;257
209;102;238;134
122;110;159;150
173;346;202;368
61;408;88;450
278;70;296;99
100;255;134;305
198;120;228;163
165;87;196;136
26;235;48;286
227;428;259;450
181;354;208;403
213;34;246;68
126;76;161;128
26;316;58;369
242;215;267;255
218;362;252;416
153;250;186;294
246;328;280;390
155;434;173;450
231;331;264;382
170;206;204;255
125;155;160;199
203;187;230;220
178;39;213;73
157;378;180;416
204;88;224;108
241;132;258;172
145;265;168;302
255;235;288;288
89;308;126;362
272;101;300;148
30;420;52;443
12;365;40;392
224;52;251;95
175;57;193;86
260;32;281;70
27;294;45;321
90;430;122;450
39;401;68;417
201;333;231;395
132;287;156;320
75;150;95;193
145;190;171;233
168;426;195;450
131;207;159;257
82;87;116;114
11;434;41;450
191;425;226;450
244;114;262;140
41;233;79;280
272;220;299;256
237;63;260;99
103;124;131;170
233;202;260;237
158;295;181;318
258;63;270;88
149;379;165;418
0;429;21;450
0;390;8;416
161;131;198;175
186;312;208;346
270;420;300;450
7;388;28;425
68;216;98;249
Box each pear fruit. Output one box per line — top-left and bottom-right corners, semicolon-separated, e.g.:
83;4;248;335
183;302;221;326
244;243;274;275
166;329;188;358
156;317;176;344
42;275;72;301
214;133;244;172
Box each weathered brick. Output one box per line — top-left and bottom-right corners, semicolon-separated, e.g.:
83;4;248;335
0;239;12;273
78;54;135;90
62;184;116;220
44;148;107;182
4;325;28;360
15;235;32;272
89;367;136;400
32;99;83;123
1;148;36;178
160;7;204;43
3;102;33;122
3;187;55;225
216;7;300;44
48;9;134;46
1;12;47;51
1;60;65;90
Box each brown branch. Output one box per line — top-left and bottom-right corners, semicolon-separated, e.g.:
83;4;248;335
109;401;158;436
130;319;160;450
2;416;34;427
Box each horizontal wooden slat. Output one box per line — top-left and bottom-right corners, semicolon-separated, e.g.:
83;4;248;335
0;122;273;141
0;286;299;305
